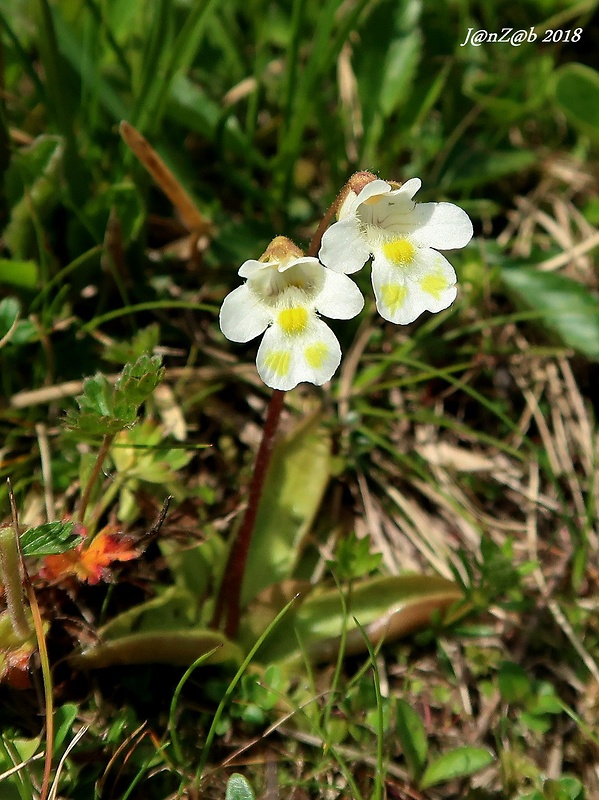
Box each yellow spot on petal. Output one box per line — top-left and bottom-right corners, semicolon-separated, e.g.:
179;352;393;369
363;193;385;206
264;350;291;376
382;238;416;266
380;283;408;313
278;306;309;335
420;272;449;300
305;342;328;369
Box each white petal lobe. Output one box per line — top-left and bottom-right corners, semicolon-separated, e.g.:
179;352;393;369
408;202;473;250
315;270;364;319
219;284;272;342
319;217;371;274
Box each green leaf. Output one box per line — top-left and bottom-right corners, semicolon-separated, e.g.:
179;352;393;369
241;413;331;606
396;699;428;781
53;703;78;751
72;629;242;669
497;661;531;704
553;63;599;142
419;746;494;789
501;267;599;361
244;573;462;664
71;589;242;668
20;521;79;556
226;774;255;800
0;297;20;345
0;259;38;290
4;135;64;259
330;531;382;580
103;324;161;365
440;147;538;191
355;0;421;162
65;355;165;437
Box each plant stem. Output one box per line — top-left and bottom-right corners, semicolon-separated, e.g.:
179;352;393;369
212;389;285;637
7;479;53;800
307;195;339;258
77;433;115;530
0;527;32;640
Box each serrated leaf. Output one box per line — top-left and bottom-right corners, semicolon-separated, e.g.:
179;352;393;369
20;522;79;556
396;699;428;781
553;63;599;142
501;267;599;361
65;356;165;436
420;746;493;789
115;354;165;408
226;774;256;800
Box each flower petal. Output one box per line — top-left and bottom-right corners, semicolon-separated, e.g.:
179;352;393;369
354;178;393;206
408;202;473;250
219;284;272;342
392;177;422;200
319;217;372;274
371;247;457;324
256;317;341;390
278;256;321;273
314;269;364;319
238;259;267;278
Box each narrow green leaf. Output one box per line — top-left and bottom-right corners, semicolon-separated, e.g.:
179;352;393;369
20;522;79;557
241;413;331;605
0;297;20;343
53;703;78;751
396;699;428;781
245;573;462;664
420;746;493;789
501;267;599;361
0;260;38;290
72;630;242;669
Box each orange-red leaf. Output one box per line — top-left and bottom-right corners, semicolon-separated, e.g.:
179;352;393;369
41;526;139;584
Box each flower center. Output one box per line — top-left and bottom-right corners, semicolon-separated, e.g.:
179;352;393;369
278;306;309;335
381;238;416;267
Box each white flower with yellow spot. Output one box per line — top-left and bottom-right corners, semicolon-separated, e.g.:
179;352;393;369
319;177;473;324
219;237;364;391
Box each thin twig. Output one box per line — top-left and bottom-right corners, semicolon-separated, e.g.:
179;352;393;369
35;422;55;521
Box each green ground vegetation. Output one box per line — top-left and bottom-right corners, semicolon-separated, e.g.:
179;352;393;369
1;0;599;798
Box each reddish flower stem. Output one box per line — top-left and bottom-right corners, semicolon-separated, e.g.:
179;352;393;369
212;389;285;637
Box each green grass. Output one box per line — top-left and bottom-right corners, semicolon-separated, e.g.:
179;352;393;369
1;0;599;798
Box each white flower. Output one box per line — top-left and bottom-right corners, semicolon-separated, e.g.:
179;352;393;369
318;177;473;325
219;237;364;391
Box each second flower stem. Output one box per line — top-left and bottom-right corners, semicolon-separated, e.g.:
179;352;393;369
212;389;285;638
